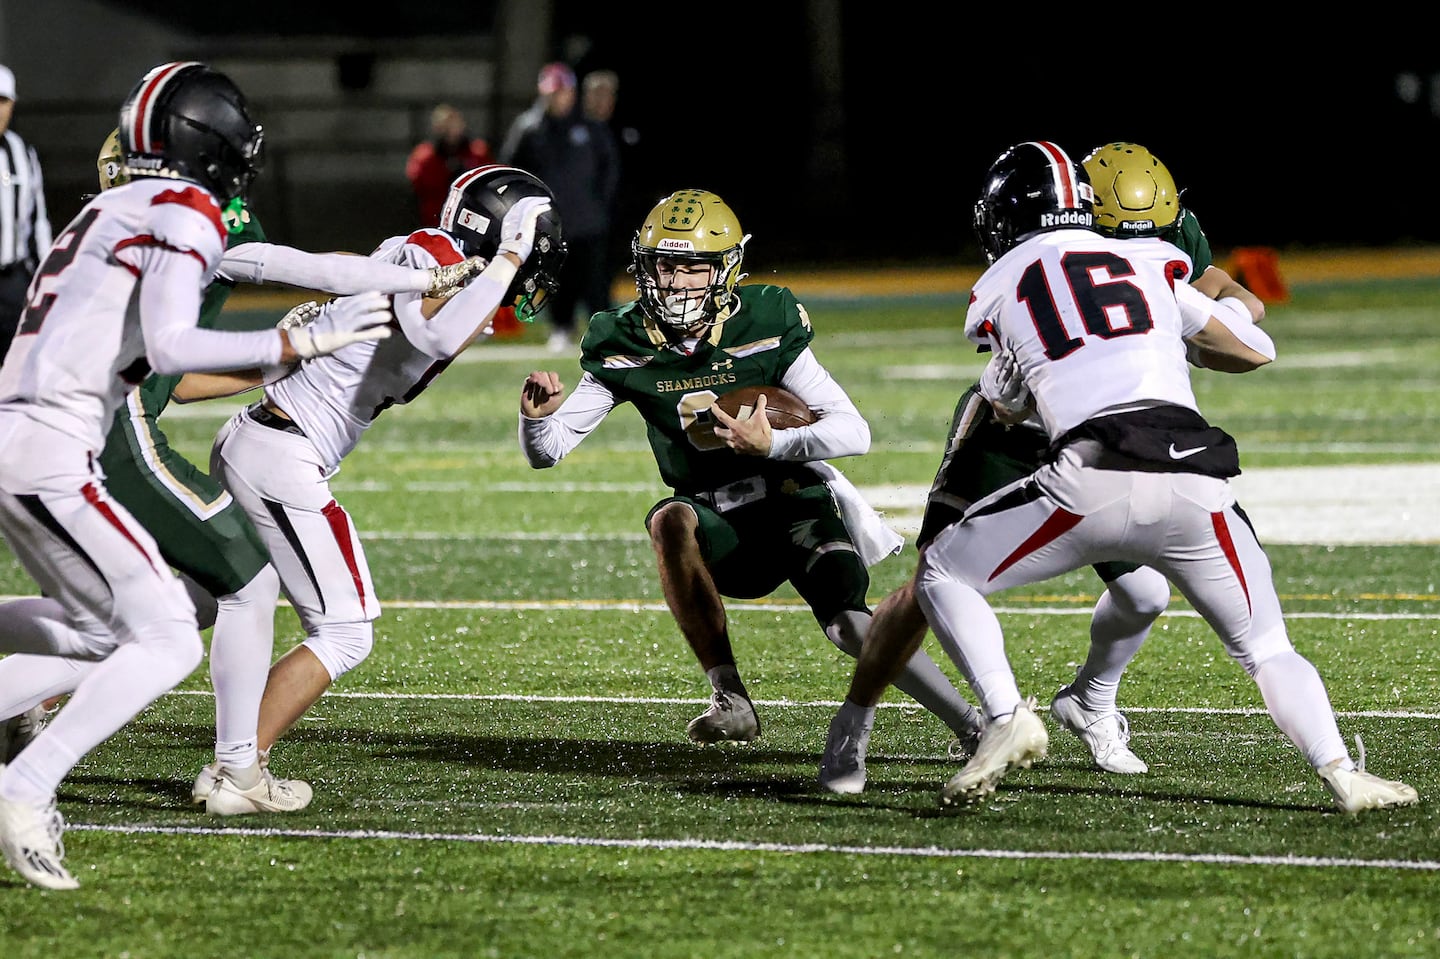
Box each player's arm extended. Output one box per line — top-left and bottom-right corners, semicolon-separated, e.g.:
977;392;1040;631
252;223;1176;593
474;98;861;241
1177;282;1275;373
395;252;524;359
1190;265;1265;324
132;244;285;375
518;371;618;468
219;242;452;296
770;347;871;461
172;371;264;403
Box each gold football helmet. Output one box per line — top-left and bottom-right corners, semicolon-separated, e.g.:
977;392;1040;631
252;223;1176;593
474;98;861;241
1082;142;1179;238
97;127;127;191
631;189;749;331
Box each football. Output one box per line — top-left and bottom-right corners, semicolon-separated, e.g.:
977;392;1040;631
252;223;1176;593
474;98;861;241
714;385;816;430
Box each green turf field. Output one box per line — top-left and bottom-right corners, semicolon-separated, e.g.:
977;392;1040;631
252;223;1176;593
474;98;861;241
1;273;1438;958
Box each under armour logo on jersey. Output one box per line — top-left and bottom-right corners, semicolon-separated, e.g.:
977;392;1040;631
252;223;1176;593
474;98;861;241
711;358;733;371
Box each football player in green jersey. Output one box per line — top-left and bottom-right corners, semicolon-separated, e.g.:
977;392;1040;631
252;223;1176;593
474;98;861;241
0;130;478;811
819;143;1266;793
520;189;985;748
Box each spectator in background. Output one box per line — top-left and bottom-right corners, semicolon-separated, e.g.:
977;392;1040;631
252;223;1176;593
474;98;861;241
0;64;52;359
501;62;619;353
582;69;634;300
406;103;493;227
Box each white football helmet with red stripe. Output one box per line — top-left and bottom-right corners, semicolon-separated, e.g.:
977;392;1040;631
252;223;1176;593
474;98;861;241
118;61;264;203
439;164;566;321
972;141;1096;264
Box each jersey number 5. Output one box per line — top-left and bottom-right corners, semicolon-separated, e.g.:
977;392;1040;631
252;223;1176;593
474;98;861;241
1017;251;1154;360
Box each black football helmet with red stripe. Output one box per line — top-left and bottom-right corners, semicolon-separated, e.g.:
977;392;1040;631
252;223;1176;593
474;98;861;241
438;164;567;321
972;141;1096;264
118;61;264;203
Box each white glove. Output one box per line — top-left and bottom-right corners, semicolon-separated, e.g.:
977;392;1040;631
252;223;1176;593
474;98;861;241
496;196;553;262
287;291;395;360
426;256;484;300
988;347;1032;418
276;300;322;331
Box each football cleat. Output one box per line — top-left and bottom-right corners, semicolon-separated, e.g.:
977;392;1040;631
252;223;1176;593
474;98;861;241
1;704;52;765
818;703;874;795
940;700;1048;806
1049;686;1148;775
1318;739;1419;813
0;774;78;890
205;760;313;816
686;689;760;744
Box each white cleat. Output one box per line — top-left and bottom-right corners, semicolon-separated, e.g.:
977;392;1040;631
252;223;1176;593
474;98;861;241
204;762;313;816
0;774;79;890
1318;757;1419;814
1;705;52;765
1049;686;1148;775
686;689;760;744
818;704;874;795
940;701;1048;807
191;761;220;805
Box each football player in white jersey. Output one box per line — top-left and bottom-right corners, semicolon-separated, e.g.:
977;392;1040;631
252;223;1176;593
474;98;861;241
191;164;564;806
0;61;397;889
0;129;483;816
914;141;1417;814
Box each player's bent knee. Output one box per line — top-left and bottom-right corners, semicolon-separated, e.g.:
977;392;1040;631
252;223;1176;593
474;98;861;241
823;609;869;656
646;501;698;548
1230;623;1294;676
303;621;374;680
1107;568;1171;620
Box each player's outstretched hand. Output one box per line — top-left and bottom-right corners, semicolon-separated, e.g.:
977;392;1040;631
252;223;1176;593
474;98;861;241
426;256;484;300
276;300;322;331
287;291;394;360
521;370;566;417
989;347;1032;422
497;196;552;262
712;393;773;456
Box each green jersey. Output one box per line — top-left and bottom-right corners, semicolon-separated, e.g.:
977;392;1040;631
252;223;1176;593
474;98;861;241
130;202;270;420
1170;209;1213;276
96;202;273;598
580;285;814;493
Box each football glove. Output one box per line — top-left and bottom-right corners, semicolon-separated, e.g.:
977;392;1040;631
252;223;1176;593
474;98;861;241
988;347;1032;418
426;256;484;300
287;291;394;360
276;300;323;331
496;196;552;262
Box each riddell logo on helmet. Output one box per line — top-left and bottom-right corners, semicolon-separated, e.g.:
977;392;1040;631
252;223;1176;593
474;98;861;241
657;239;697;252
1118;220;1157;234
1039;210;1093;228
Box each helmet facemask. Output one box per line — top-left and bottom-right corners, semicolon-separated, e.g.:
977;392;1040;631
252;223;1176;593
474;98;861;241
630;189;749;334
632;243;745;333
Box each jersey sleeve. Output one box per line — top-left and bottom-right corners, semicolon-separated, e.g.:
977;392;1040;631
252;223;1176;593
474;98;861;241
1175;210;1214;274
773;286;816;372
114;185;227;278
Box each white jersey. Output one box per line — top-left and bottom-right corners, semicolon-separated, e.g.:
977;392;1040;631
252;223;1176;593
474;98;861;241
965;230;1206;439
265;229;474;471
0;178;281;454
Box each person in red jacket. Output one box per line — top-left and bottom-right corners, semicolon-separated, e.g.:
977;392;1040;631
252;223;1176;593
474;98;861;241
406;104;493;227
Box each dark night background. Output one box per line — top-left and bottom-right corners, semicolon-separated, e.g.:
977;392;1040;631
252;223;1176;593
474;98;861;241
16;3;1440;269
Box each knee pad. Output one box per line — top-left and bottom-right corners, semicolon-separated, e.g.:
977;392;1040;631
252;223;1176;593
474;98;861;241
302;621;374;681
823;609;869;657
803;546;870;624
1106;567;1171;621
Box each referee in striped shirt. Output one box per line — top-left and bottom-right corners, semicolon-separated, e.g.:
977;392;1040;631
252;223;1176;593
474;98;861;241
0;64;51;359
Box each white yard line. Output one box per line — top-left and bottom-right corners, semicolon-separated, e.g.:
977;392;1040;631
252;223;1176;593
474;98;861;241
65;822;1440;872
